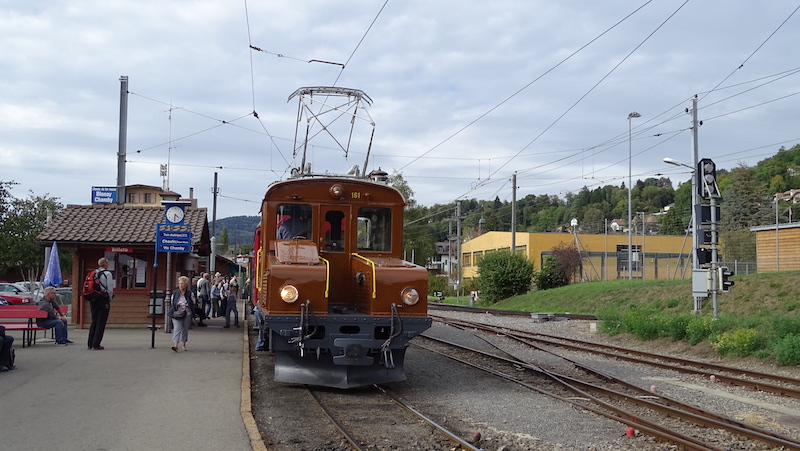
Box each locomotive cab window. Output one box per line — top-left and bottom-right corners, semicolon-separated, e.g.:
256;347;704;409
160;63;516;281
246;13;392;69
357;207;391;252
324;210;346;252
276;203;312;239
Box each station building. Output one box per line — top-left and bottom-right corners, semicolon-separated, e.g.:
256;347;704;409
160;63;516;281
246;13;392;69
35;186;213;328
460;231;692;282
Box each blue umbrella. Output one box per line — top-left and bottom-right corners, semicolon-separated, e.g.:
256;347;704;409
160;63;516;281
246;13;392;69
43;241;63;287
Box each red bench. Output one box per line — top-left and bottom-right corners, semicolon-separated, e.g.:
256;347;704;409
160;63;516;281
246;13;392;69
0;304;70;347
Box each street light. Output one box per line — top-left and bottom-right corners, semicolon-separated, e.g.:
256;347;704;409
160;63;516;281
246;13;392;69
664;156;699;309
627;111;641;280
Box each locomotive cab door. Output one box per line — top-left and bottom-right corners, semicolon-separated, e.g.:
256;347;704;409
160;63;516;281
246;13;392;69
318;206;352;309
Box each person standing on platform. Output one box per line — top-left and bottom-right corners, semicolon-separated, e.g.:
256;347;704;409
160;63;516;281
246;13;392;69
197;272;211;319
88;257;113;350
223;285;240;328
168;275;196;352
210;277;222;318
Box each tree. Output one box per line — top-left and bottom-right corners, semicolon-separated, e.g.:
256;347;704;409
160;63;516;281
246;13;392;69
388;172;416;208
719;164;771;261
0;183;64;277
533;243;583;290
217;226;230;256
477;251;534;304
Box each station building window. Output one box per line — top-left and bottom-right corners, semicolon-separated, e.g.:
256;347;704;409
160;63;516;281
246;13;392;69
104;251;148;289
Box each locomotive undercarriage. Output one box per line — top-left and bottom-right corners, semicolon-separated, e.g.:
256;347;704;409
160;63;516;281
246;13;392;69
263;308;432;388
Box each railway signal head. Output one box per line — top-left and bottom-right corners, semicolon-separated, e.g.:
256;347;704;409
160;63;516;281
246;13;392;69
718;266;735;292
697;158;720;199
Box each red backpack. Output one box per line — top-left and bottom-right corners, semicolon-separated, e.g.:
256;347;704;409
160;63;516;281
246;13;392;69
81;270;105;299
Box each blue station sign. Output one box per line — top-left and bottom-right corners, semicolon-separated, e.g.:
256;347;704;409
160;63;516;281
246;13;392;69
156;224;193;253
92;186;118;204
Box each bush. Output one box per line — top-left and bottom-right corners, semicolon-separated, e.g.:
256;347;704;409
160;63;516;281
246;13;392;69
711;328;762;357
685;316;716;345
771;316;800;340
663;315;691;341
775;334;800;366
477;251;534;304
533;256;567;290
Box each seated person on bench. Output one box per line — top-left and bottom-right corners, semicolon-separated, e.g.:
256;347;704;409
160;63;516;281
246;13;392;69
37;287;72;346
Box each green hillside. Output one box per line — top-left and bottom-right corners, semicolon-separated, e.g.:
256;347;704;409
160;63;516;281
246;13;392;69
456;271;800;365
212;215;259;249
493;270;800;318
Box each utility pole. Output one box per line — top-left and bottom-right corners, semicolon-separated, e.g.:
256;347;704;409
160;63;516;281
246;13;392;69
456;201;462;303
511;172;517;255
690;96;701;312
116;76;128;204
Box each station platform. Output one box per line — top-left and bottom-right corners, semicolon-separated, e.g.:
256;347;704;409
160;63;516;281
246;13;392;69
0;311;267;451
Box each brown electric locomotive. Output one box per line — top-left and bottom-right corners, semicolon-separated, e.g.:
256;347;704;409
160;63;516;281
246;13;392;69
251;87;432;388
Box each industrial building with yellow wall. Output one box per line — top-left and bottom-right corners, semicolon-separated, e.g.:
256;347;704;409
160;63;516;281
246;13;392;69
460;231;693;282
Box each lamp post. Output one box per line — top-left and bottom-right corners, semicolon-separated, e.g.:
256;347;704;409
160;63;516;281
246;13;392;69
627;112;641;280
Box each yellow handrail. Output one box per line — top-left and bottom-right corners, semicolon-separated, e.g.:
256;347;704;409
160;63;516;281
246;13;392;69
351;253;377;299
256;248;263;292
318;256;330;298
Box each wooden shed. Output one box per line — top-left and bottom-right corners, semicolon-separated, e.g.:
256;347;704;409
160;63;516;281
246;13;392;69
751;222;800;272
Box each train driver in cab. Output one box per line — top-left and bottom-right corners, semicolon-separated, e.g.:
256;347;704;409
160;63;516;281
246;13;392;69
277;204;310;239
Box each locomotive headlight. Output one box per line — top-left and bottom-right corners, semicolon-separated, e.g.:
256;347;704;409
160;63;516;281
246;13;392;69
400;287;420;306
280;284;299;303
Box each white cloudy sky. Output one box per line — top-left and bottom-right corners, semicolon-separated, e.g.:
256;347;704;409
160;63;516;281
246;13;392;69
2;1;799;219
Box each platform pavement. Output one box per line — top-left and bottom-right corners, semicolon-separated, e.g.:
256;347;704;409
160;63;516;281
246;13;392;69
0;307;268;451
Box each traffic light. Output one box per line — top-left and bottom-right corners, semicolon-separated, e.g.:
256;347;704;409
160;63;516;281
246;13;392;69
697;158;720;199
718;266;735;292
697;247;711;266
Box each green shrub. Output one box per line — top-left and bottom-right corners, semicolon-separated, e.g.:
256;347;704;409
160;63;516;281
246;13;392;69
711;328;761;357
597;308;624;336
663;315;691;341
629;312;663;340
775;334;800;366
771;316;800;340
686;316;716;345
477;251;534;304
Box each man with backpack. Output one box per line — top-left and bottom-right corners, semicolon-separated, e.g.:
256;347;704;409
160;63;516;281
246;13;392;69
86;257;113;350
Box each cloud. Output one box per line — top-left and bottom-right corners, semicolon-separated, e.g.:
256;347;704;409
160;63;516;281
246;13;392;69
2;0;799;219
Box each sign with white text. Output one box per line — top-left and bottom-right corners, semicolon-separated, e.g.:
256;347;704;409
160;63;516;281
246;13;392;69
92;186;117;204
156;224;192;253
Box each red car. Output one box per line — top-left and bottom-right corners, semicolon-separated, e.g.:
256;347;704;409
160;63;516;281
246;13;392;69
0;283;33;304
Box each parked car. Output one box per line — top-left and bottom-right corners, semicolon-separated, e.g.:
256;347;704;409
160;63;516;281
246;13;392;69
0;283;33;304
12;281;45;301
0;297;9;306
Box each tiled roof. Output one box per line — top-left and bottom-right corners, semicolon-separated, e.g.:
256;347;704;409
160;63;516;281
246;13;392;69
36;204;210;248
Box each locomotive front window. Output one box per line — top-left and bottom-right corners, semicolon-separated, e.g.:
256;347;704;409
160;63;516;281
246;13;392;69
357;207;391;252
276;203;312;239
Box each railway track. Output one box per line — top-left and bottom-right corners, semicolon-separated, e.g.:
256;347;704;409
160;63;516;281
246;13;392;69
306;384;481;451
435;314;800;400
425;314;800;449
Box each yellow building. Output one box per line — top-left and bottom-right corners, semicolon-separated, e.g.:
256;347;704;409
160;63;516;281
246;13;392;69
460;231;692;282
